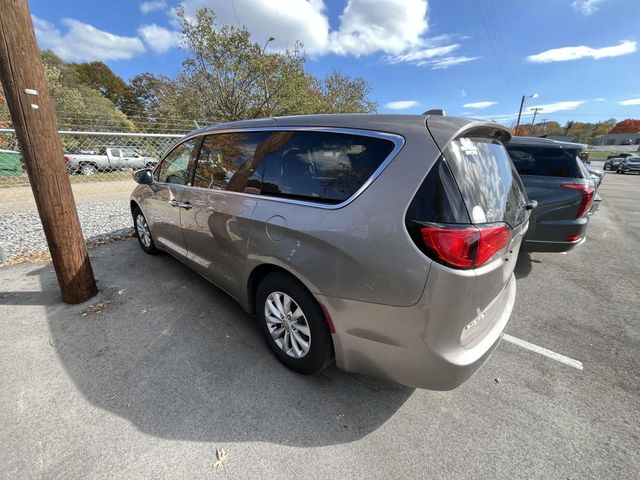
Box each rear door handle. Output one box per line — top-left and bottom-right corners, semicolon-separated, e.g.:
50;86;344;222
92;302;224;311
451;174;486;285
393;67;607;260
177;202;193;210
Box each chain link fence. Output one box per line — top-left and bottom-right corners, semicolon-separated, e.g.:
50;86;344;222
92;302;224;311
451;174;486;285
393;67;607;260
0;128;187;263
0;128;184;187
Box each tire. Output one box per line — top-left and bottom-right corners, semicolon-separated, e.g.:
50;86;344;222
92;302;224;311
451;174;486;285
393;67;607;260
256;272;333;374
80;163;97;176
132;206;158;254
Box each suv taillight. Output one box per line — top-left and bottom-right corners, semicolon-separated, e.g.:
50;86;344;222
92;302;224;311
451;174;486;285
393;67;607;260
63;156;69;165
420;223;511;269
561;183;594;218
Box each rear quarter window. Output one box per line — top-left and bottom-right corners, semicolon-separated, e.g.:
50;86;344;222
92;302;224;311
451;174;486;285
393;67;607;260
260;131;396;204
506;146;583;178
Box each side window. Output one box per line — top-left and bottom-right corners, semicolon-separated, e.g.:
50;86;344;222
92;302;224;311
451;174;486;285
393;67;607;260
111;149;121;157
121;148;137;157
155;139;198;185
193;132;270;192
260;131;396;204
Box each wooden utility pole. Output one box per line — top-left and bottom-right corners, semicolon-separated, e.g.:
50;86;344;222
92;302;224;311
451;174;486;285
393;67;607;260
0;0;97;303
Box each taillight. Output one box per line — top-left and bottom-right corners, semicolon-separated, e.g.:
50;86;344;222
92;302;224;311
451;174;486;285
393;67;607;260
561;183;594;218
420;223;511;269
63;156;69;165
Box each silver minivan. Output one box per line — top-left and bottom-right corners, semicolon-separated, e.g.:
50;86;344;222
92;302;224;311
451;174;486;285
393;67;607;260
130;114;531;390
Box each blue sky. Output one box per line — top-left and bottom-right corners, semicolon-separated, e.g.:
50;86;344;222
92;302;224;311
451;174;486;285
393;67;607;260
30;0;640;126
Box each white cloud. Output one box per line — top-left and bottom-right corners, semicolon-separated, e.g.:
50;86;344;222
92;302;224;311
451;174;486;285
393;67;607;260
32;16;145;61
329;0;428;56
526;101;586;114
138;24;180;53
389;43;460;64
572;0;606;15
178;0;330;54
385;100;419;110
475;100;589;122
430;56;480;69
178;0;477;69
527;40;636;63
620;98;640;106
463;101;497;109
140;1;167;14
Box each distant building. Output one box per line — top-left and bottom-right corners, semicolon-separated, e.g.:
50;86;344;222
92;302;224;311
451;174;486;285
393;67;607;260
593;133;640;146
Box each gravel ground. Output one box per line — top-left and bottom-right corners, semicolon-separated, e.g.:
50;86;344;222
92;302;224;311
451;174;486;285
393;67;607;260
0;200;133;262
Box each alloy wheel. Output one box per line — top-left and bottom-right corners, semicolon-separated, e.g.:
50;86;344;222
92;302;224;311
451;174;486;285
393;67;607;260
264;291;311;358
135;213;152;248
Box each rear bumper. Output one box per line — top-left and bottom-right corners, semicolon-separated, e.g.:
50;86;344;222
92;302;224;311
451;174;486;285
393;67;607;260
522;216;589;253
316;274;516;391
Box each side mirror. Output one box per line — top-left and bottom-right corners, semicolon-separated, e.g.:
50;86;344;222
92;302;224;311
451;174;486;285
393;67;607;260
133;168;153;185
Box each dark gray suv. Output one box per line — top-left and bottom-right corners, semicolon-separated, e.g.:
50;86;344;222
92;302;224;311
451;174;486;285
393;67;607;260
130;115;531;390
506;137;595;253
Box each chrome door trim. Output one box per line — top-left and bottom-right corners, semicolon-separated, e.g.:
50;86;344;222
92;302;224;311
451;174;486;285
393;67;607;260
165;126;406;211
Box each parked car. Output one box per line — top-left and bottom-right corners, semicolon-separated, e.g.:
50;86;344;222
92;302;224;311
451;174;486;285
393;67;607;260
65;147;158;175
130;114;532;390
505;137;595;253
603;157;625;171
606;152;634;160
617;156;640;174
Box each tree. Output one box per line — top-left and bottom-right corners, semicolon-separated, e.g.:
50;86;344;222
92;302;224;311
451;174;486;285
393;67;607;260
175;7;376;122
177;7;312;121
317;71;377;114
72;61;128;108
42;56;133;131
124;73;183;131
609;119;640;134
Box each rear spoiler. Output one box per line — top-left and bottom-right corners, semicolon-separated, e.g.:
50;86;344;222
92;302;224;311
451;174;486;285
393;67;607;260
426;116;511;151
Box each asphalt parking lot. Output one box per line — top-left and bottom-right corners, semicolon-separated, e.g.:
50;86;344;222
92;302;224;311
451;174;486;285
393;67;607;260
1;165;638;479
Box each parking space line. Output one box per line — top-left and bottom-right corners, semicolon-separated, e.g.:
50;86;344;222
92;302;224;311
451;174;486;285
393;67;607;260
502;334;584;370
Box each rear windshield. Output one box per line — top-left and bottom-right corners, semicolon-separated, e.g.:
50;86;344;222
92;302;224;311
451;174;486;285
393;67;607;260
444;137;528;227
506;145;583;178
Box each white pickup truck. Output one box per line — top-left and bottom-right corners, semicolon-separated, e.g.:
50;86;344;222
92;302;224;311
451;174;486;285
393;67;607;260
65;147;159;175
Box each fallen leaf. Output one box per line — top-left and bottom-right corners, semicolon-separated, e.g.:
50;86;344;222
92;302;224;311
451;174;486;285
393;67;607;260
213;447;229;472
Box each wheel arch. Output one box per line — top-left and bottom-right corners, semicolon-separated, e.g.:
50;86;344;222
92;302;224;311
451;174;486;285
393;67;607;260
245;263;316;317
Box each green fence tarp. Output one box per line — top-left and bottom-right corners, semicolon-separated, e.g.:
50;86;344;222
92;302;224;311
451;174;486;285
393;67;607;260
0;150;21;176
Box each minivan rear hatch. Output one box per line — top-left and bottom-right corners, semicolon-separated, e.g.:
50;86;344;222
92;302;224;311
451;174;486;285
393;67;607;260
422;118;529;321
418;117;530;349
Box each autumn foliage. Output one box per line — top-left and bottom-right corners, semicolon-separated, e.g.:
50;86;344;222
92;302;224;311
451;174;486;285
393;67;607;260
609;119;640;134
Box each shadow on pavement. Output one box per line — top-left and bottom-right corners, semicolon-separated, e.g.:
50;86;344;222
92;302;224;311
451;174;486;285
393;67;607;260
8;239;414;447
514;251;536;279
